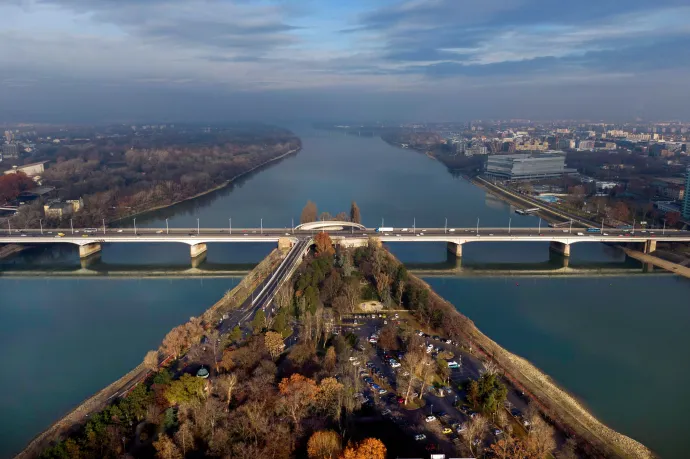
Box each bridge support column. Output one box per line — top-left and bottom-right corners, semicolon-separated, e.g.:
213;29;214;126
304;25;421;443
644;239;657;254
446;242;463;258
78;243;102;259
80;252;101;269
190;243;207;259
278;237;293;251
191;251;207;269
549;241;571;257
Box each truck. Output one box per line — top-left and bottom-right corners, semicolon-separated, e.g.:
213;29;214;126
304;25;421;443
376;227;394;232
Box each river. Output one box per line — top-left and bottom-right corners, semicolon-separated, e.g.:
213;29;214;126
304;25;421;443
1;126;689;458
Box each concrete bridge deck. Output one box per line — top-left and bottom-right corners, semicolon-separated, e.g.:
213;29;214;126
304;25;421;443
2;226;689;259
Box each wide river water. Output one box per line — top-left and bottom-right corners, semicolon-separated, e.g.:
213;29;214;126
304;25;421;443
1;127;689;458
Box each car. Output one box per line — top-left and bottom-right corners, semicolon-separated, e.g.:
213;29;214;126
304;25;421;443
382;408;391;416
156;230;164;234
378;388;387;395
577;232;584;236
56;233;65;237
397;396;405;404
414;434;426;441
117;229;123;233
396;234;401;237
489;233;494;236
449;228;455;232
285;233;290;236
348;356;357;361
442;427;453;434
494;429;503;435
437;411;447;418
432;335;440;340
457;425;467;433
425;415;437;422
603;232;609;236
401;228;408;232
562;229;568;233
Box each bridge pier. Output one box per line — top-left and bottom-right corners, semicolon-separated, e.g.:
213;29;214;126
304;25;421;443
80;252;101;269
78;242;102;259
549;241;571;257
446;241;463;258
190;243;208;259
644;239;657;254
191;251;207;269
278;237;294;251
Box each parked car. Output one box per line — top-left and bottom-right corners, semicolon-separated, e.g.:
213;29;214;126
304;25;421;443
414;434;426;441
425;415;437;422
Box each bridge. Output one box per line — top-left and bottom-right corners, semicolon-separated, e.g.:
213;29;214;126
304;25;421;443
2;222;689;261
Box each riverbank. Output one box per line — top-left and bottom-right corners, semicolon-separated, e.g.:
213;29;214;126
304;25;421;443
111;146;301;225
380;248;654;458
15;248;286;459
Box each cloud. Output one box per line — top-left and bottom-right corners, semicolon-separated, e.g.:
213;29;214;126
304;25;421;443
0;0;690;121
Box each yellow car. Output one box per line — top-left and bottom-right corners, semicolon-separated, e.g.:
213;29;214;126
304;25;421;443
57;233;65;237
442;427;453;435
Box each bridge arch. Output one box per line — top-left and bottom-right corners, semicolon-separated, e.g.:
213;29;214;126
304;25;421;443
294;221;366;231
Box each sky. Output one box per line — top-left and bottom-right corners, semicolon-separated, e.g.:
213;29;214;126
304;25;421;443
1;0;690;123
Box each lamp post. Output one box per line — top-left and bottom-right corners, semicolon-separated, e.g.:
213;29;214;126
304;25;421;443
508;217;512;235
197;218;200;235
413;217;416;234
165;218;168;234
663;219;666;235
476;218;479;236
229;217;232;235
70;218;74;235
102;218;106;235
569;219;572;234
444;217;447;234
538;217;541;234
39;219;43;235
133;218;137;235
381;217;384;228
261;218;263;235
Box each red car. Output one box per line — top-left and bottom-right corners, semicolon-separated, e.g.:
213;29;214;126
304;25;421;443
397;396;405;404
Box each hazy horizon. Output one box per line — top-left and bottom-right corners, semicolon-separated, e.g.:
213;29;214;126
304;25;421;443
2;0;690;123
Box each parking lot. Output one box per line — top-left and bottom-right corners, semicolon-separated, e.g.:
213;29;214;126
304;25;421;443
341;312;532;456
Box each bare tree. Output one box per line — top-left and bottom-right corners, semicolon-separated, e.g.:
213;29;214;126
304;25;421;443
216;373;238;406
461;414;488;457
301;200;318;223
143;350;159;371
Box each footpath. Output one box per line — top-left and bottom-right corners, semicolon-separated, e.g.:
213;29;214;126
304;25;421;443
622;248;690;280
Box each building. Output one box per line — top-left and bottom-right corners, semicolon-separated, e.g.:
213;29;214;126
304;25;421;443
3;161;47;177
578;140;595;150
653;177;686;201
683;167;690;218
485;152;576;181
465;143;488;156
2;143;19;159
515;139;549;151
43;198;83;219
558;139;576;150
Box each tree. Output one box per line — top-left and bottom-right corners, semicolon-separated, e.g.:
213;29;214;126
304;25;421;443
165;374;206;405
377;324;398;351
340;438;386;459
264;331;285;360
314;232;335;257
252;310;266;334
301;200;318;223
466;372;507;418
308;430;342;459
228;325;243;344
461;414;488;457
319;211;333;221
609;201;631;222
143;350;159;371
153;433;182;459
216;373;238;406
316;377;344;420
324;346;337;371
160;326;187;358
490;434;529;459
350;201;361;224
557;437;578;459
526;415;557;458
278;373;318;425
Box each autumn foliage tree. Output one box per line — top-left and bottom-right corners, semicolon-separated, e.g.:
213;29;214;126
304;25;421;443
301;200;318;223
307;430;342;459
0;172;34;204
278;373;318;425
160;317;205;358
314;232;335;257
350;201;361;224
264;331;285;360
340;438;386;459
